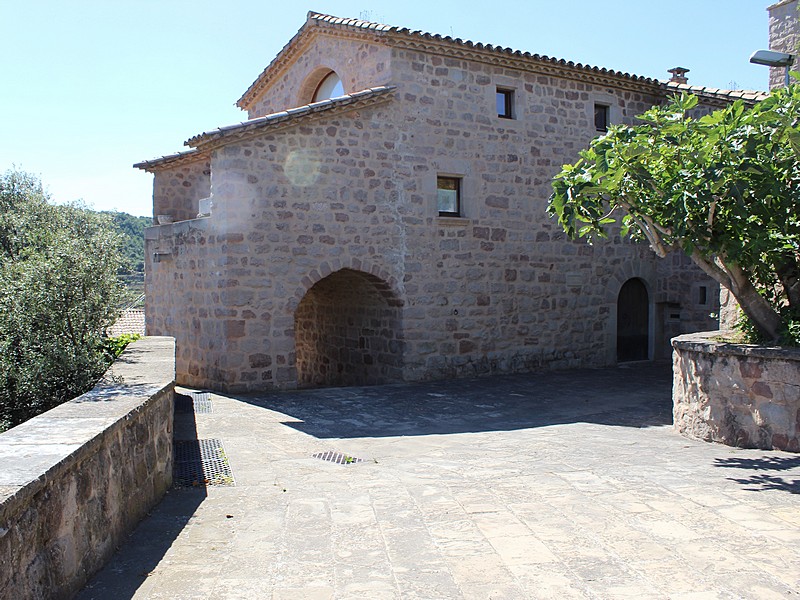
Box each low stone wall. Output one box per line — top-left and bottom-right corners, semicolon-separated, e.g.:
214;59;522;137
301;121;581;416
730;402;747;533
0;337;175;599
673;331;800;451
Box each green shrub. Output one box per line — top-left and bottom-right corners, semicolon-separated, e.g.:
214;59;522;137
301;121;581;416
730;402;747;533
100;333;142;361
737;309;800;347
0;170;125;432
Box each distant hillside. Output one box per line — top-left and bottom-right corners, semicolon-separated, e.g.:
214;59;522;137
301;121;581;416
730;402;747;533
101;211;152;296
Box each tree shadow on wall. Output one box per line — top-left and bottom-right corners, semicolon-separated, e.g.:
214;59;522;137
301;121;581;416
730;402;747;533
236;362;675;440
714;456;800;494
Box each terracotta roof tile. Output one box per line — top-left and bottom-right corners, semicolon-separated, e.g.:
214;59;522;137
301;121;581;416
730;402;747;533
107;309;145;337
139;13;769;170
237;11;667;110
186;85;395;150
134;148;208;172
240;11;769;111
664;81;768;104
305;11;661;84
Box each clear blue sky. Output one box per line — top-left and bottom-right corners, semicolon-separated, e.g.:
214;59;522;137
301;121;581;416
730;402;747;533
1;1;773;217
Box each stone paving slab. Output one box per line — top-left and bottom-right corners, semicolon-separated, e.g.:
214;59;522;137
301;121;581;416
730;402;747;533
78;364;800;599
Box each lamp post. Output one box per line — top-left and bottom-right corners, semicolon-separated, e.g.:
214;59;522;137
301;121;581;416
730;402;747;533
749;49;795;87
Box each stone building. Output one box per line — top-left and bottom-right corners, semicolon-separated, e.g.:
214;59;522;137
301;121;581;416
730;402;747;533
768;0;800;89
137;12;764;392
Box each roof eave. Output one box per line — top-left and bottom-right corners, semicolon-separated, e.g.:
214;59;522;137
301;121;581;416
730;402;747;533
237;11;674;113
663;81;769;106
192;86;396;152
133;149;209;172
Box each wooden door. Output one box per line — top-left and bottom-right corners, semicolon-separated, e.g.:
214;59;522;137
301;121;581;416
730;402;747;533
617;278;649;361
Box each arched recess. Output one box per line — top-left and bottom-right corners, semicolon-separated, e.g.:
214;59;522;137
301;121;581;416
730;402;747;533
298;67;345;106
617;278;650;362
294;268;404;388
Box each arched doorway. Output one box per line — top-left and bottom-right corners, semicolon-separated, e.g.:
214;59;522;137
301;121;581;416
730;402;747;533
617;278;649;362
294;269;403;387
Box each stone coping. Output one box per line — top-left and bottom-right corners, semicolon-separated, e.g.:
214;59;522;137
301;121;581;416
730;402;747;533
672;330;800;362
768;0;796;10
0;336;175;527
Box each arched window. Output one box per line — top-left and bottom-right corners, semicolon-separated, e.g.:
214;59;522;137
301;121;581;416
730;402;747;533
312;71;344;102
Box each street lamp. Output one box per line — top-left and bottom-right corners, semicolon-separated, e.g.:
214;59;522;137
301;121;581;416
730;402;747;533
749;49;795;87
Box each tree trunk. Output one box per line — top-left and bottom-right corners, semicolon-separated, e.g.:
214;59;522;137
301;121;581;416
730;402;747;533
727;265;784;342
775;254;800;311
688;250;784;342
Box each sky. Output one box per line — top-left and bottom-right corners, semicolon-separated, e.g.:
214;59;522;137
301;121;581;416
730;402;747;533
0;1;775;217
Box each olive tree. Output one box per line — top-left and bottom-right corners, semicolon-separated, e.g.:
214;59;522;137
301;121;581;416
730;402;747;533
549;86;800;344
0;170;125;430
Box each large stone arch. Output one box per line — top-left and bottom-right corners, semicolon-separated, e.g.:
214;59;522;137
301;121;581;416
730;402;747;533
293;264;404;388
288;258;403;312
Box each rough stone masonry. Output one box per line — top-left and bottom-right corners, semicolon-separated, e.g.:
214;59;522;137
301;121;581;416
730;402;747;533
136;12;757;392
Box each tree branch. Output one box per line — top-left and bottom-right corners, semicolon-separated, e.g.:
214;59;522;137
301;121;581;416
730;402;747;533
689;248;731;288
627;214;663;256
628;213;674;258
707;199;717;231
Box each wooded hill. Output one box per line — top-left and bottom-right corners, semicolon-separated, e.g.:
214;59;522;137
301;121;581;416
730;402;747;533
103;211;151;294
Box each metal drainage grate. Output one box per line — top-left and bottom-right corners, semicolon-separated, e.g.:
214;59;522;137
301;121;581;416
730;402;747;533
189;391;213;414
312;451;364;465
174;438;234;486
175;391;212;414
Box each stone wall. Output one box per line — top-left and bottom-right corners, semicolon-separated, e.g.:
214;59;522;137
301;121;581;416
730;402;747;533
144;27;720;392
246;32;392;118
145;218;257;389
655;251;720;360
145;98;410;391
673;331;800;451
0;337;175;599
152;158;211;223
387;46;718;378
768;0;799;89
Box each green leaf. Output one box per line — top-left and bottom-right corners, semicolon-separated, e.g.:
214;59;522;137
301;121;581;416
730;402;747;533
546;88;800;341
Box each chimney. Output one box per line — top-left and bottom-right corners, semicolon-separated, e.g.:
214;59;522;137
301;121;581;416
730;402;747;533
668;67;690;84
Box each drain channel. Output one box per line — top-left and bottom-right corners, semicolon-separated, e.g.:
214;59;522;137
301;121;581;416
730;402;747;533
313;451;364;465
174;438;234;486
175;391;212;414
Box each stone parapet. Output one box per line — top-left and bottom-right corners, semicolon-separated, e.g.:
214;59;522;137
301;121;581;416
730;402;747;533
672;331;800;451
0;337;175;599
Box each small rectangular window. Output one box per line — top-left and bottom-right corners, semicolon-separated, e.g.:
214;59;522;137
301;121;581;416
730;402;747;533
698;285;708;306
496;88;514;119
437;176;461;216
594;103;609;132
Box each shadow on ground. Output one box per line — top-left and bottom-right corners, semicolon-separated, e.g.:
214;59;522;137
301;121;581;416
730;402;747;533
237;362;675;439
78;363;674;598
715;455;800;494
76;392;209;600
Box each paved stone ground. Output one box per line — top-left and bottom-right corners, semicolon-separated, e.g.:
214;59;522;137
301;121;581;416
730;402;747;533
78;364;800;599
